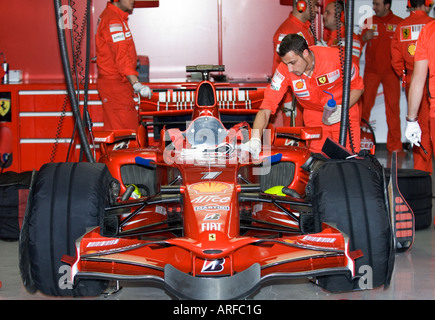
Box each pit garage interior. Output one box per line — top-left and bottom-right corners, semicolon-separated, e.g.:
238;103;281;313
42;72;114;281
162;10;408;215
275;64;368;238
1;0;435;300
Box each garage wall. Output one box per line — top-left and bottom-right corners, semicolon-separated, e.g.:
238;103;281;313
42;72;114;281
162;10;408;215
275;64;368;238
128;0;290;81
0;0;291;82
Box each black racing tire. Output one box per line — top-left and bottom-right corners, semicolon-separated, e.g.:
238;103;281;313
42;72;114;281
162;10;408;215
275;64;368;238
19;162;115;296
385;168;432;230
308;157;394;292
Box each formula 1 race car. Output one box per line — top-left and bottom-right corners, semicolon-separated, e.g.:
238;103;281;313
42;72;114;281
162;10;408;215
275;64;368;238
19;65;414;299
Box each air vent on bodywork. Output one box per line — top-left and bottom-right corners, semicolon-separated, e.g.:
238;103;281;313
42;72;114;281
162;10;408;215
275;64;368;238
120;164;157;196
260;161;295;191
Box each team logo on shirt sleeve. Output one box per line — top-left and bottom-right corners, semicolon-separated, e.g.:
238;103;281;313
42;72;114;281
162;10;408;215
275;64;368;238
271;70;285;91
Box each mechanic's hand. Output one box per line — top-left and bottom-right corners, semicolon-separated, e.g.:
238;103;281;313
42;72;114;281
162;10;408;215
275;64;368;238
240;138;261;159
405;120;422;147
323;104;342;125
133;82;152;99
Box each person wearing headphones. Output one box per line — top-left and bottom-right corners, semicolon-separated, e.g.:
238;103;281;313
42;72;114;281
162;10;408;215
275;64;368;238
391;0;434;172
323;1;363;64
243;34;364;157
405;20;435;171
96;0;151;131
359;0;403;154
270;0;319;128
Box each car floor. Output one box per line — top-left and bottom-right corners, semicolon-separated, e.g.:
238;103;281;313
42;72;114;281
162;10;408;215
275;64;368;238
1;145;434;300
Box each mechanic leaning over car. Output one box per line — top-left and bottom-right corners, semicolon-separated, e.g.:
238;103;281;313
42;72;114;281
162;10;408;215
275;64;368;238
270;0;319;128
243;34;364;157
391;0;434;173
96;0;152;131
405;19;435;168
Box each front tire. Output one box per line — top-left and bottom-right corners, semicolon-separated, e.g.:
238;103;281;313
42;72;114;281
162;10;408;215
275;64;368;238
19;162;115;296
308;156;394;292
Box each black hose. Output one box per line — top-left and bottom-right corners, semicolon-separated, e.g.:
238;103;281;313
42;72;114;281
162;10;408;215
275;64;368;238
338;0;355;147
83;0;92;134
54;0;95;163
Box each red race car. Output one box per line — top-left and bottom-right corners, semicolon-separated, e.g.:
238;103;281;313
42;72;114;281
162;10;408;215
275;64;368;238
19;65;414;299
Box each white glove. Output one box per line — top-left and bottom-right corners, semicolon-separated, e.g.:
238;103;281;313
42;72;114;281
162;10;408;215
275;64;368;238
323;104;342;125
133;82;152;99
405;120;422;146
240;138;261;159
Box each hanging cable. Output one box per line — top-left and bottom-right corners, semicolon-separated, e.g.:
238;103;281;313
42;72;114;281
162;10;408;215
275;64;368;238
54;0;95;163
338;0;355;150
308;0;319;44
335;0;355;153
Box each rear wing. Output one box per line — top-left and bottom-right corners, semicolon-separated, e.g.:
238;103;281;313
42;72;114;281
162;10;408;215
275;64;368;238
139;83;266;118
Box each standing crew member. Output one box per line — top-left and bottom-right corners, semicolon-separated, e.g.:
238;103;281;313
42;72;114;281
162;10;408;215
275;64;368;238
360;0;403;153
243;34;364;156
323;1;363;64
405;20;435;170
271;0;319;127
96;0;151;131
391;0;434;172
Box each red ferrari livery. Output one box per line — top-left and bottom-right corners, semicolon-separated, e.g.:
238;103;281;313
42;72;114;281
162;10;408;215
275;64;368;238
19;65;414;299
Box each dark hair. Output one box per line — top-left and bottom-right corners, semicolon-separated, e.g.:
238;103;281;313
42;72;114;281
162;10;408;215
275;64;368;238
336;0;345;13
409;0;427;7
278;34;309;58
384;0;392;7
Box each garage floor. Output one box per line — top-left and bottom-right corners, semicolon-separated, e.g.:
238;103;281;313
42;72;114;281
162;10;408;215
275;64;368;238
1;145;434;300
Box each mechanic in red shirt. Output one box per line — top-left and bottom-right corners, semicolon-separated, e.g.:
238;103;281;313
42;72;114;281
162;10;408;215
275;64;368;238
391;0;434;172
405;20;435;170
96;0;151;131
270;0;319;128
360;0;403;153
243;34;364;156
323;1;363;64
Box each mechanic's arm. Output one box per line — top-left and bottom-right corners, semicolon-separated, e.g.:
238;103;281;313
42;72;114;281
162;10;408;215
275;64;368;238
349;88;364;108
361;29;374;43
126;75;152;99
126;74;140;86
390;30;405;78
240;108;272;158
405;59;428;146
251;109;272;140
407;59;428;119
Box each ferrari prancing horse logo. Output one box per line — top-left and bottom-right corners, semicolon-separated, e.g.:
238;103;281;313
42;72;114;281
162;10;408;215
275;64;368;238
0;98;10;117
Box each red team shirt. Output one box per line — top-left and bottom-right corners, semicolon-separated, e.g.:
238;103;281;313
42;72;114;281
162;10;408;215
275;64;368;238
261;46;364;152
414;20;435;100
391;10;434;81
96;2;138;80
361;11;402;74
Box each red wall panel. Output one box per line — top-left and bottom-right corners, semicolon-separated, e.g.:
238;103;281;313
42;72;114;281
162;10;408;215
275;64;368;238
1;0;293;82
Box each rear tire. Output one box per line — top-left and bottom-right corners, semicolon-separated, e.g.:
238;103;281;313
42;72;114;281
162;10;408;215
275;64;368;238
19;162;115;296
308;157;394;292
